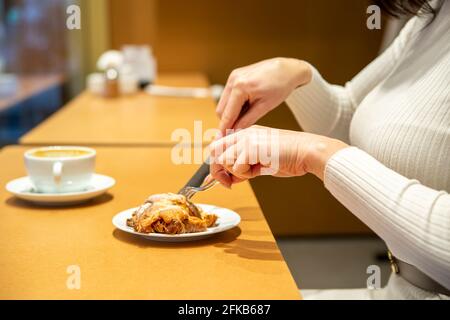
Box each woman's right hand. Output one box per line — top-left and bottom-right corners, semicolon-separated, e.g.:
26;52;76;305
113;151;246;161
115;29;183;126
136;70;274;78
216;58;312;135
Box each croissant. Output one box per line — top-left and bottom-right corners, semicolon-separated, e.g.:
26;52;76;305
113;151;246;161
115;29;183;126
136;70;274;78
127;193;217;234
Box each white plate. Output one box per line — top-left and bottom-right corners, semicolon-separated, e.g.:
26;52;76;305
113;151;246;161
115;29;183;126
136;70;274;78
112;204;241;242
5;174;115;206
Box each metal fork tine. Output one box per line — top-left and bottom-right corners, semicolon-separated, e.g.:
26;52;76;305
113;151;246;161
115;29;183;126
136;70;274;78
179;180;218;200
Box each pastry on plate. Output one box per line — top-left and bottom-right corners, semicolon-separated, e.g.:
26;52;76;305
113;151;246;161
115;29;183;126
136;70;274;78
126;193;218;234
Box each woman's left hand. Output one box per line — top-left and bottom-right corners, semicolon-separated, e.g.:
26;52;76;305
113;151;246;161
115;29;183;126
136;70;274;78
209;125;348;187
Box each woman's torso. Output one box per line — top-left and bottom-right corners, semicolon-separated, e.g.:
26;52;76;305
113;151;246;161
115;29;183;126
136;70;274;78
350;3;450;192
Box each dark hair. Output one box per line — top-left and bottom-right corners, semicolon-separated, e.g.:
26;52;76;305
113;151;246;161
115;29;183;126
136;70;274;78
374;0;441;18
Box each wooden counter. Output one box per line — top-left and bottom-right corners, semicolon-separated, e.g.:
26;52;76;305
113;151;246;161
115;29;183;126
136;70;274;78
19;73;219;147
0;146;300;299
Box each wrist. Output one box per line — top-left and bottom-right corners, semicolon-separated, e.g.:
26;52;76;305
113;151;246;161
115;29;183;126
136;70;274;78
288;59;312;88
305;137;348;181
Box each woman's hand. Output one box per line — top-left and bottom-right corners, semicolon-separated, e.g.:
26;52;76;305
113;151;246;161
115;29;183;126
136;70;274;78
209;125;348;187
216;58;312;134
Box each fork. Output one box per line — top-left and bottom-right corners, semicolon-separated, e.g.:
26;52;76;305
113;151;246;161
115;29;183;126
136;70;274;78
179;178;219;200
178;158;215;199
178;101;250;200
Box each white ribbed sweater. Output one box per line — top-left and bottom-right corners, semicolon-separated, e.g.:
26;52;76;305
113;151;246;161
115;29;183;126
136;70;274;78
286;2;450;289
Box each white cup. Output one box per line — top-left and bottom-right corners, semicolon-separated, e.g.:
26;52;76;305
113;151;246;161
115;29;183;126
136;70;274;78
24;146;96;193
86;73;106;95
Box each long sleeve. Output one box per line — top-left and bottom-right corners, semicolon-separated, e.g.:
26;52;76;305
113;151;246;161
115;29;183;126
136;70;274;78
286;0;450;291
325;147;450;289
286;16;420;143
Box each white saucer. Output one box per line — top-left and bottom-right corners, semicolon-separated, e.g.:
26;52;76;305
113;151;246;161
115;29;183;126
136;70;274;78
113;204;241;242
6;174;115;206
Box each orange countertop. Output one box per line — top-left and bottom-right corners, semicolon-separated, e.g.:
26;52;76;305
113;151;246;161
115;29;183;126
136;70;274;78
0;146;301;299
20;73;219;147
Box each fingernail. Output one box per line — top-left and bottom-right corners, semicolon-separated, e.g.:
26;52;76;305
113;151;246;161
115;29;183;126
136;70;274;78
204;175;214;184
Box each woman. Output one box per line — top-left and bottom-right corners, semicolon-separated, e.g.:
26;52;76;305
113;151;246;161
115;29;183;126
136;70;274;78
209;0;450;299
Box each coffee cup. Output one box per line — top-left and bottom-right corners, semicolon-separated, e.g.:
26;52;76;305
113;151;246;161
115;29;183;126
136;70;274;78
24;146;96;193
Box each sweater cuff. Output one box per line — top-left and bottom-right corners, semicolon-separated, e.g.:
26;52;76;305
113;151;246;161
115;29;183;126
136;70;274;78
324;146;411;198
286;64;331;106
285;65;340;136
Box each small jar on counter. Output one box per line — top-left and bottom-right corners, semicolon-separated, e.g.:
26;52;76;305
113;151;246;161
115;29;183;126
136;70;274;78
104;67;119;98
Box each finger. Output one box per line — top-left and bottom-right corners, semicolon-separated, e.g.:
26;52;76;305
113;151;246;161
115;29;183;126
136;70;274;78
233;163;263;180
219;87;248;134
209;130;244;158
223;164;249;183
203;174;215;184
215;84;232;118
230;153;262;180
232;149;251;176
233;101;268;130
221;165;247;185
210;161;232;188
215;169;233;188
217;143;241;168
225;162;259;181
216;71;237;117
250;164;264;177
211;130;223;144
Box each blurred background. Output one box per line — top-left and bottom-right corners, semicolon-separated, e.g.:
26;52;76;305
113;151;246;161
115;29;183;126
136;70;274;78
1;0;398;288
